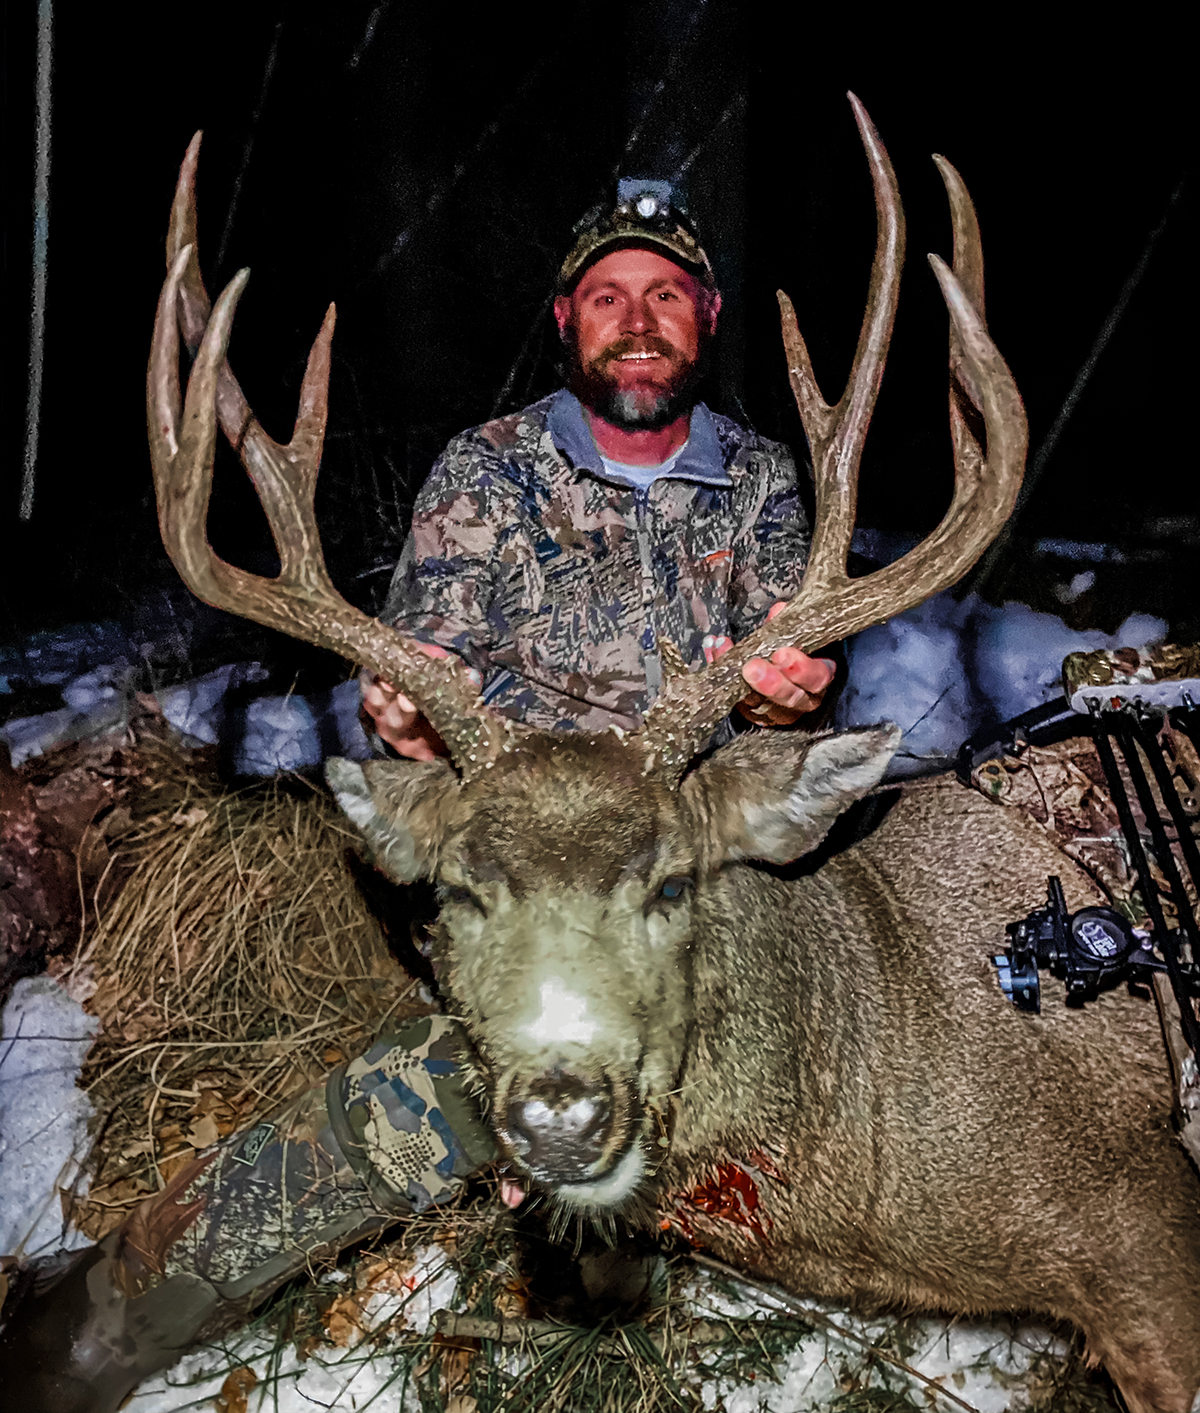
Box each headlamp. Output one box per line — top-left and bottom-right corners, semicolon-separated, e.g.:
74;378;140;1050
558;177;716;294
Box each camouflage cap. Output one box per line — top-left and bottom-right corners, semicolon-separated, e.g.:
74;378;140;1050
559;178;716;293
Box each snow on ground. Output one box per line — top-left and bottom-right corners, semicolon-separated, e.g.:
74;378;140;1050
1;592;1169;779
0;977;1087;1411
683;1270;1068;1413
93;1253;1072;1413
58;1230;1072;1413
0;598;373;771
156;666;370;775
1;659;371;772
835;590;1165;776
0;976;98;1260
124;1246;459;1413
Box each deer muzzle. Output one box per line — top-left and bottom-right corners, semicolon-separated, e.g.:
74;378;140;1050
500;1068;637;1188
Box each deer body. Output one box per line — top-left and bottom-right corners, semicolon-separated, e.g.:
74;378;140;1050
329;731;1200;1413
148;99;1199;1409
669;780;1200;1412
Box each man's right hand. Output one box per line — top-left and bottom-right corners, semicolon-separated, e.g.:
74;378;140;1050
360;643;478;761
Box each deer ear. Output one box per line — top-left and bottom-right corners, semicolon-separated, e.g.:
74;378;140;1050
684;725;901;867
325;756;458;882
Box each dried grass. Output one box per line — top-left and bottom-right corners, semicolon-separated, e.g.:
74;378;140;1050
62;739;430;1237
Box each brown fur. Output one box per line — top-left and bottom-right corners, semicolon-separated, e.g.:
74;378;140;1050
329;728;1200;1413
674;774;1200;1413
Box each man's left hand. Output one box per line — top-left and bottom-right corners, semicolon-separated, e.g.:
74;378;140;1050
703;602;836;726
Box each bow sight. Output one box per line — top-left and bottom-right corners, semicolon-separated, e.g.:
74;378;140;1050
958;652;1200;1058
996;875;1161;1010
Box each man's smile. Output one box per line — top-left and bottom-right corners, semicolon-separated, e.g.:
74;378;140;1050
602;340;681;379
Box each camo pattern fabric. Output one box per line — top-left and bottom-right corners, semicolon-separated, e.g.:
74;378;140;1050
1063;644;1200;696
148;1017;493;1294
970;721;1200;928
339;1015;497;1212
382;391;811;732
153;1079;382;1292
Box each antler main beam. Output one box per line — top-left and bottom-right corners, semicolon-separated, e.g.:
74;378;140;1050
639;94;1027;772
148;140;524;778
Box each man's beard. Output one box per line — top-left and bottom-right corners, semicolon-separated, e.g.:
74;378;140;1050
565;332;708;431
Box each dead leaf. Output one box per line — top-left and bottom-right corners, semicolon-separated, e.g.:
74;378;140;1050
85;974;127;1027
215;1365;258;1413
213;1108;243;1137
108;1005;164;1045
434;1333;478;1403
268;974;296;1002
189;1088;239;1136
187;1112;219;1150
83;1175;151;1208
445;1397;478;1413
322;1290;368;1347
293;1331;325;1361
316;1251;421;1350
158;1145;196;1183
70;1174;153;1241
193;1071;232;1090
492;1280;527;1321
358;1256;413;1294
170;805;209;828
100;804;133;839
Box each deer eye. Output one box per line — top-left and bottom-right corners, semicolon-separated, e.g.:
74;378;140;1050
438;884;488;918
651;875;693;909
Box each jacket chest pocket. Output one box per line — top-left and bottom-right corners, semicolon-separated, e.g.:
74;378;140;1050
684;493;737;563
546;542;636;629
510;535;635;671
669;509;736;648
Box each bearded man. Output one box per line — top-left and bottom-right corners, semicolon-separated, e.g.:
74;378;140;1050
363;184;835;756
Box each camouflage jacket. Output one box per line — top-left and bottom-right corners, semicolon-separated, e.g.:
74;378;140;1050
382;390;812;732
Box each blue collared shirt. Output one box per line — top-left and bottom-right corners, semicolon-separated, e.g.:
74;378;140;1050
545;390;733;490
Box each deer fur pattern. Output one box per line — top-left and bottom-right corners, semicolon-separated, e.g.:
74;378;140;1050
328;730;1200;1413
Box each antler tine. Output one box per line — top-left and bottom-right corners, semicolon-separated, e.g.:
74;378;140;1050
793;92;905;596
167;132;255;450
147;247;523;780
865;254;1025;610
639;97;1026;774
934;154;986;422
935;155;984;319
147;248;190;502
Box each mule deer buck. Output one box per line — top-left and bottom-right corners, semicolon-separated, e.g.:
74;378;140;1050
149;98;1200;1412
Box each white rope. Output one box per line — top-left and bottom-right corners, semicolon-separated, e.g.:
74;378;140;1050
20;0;54;522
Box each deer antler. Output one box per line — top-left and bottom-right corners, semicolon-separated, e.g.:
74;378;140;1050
639;93;1027;773
148;143;528;779
165;133;257;453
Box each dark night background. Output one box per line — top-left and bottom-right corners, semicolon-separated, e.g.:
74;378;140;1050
2;4;1194;693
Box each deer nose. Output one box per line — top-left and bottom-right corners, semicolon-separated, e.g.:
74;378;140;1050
506;1074;612;1183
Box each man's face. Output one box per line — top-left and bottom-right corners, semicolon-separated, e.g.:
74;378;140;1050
554;248;720;430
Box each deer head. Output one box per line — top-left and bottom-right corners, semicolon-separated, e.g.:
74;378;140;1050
148;96;1025;1213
